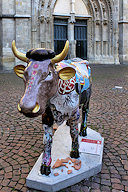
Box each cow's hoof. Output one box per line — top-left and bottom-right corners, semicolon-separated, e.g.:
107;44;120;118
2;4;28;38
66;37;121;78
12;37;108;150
79;129;87;137
66;120;70;126
40;164;51;176
70;150;79;158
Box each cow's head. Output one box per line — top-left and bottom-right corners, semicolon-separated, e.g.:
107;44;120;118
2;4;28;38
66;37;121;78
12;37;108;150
12;40;75;117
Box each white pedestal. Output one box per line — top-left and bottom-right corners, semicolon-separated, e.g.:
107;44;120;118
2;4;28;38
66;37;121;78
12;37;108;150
26;122;104;192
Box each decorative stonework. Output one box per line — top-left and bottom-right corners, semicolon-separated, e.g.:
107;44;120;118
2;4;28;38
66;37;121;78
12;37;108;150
37;0;119;63
1;0;127;71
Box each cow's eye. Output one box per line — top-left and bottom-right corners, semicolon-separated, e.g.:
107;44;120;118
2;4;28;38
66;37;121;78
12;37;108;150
48;71;52;76
45;71;53;80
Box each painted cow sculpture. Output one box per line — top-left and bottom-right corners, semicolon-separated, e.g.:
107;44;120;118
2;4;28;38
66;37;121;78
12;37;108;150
12;40;92;176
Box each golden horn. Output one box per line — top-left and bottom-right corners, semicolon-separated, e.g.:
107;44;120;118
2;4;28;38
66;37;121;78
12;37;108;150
32;103;40;113
17;103;21;112
51;40;69;64
12;40;28;63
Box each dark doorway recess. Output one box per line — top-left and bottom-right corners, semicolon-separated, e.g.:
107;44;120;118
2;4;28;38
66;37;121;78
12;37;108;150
75;20;87;59
54;18;68;56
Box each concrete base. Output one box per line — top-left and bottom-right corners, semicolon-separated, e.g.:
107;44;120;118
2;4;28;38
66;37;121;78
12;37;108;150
26;122;104;192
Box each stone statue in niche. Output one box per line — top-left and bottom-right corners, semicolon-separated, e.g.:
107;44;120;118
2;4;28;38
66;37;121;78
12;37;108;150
41;0;45;7
12;40;92;175
101;2;107;19
94;4;100;20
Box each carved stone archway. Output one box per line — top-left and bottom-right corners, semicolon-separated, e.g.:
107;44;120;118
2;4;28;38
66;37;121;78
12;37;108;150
33;0;119;64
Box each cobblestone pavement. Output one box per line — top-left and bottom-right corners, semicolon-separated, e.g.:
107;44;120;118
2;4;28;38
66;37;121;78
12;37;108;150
0;64;128;192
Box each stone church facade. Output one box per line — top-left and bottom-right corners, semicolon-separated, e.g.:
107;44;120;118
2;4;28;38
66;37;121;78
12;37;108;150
0;0;128;71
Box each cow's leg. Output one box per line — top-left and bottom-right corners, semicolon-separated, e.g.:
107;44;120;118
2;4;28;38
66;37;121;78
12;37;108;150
40;107;54;176
68;108;80;158
79;86;91;137
79;101;89;137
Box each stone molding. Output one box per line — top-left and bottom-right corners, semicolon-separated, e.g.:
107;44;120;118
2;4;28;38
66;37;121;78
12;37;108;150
118;20;128;24
0;14;31;18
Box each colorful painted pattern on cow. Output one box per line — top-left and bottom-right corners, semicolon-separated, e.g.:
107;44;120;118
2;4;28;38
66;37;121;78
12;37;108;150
68;108;80;158
42;124;53;166
56;59;91;95
58;76;76;95
25;63;38;95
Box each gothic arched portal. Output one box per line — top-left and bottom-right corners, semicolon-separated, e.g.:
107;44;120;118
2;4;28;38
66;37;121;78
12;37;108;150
35;0;119;64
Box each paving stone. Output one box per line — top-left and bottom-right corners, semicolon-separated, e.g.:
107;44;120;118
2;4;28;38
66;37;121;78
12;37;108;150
112;183;124;190
93;177;100;184
122;180;128;186
8;181;17;188
125;186;128;191
4;172;12;179
91;182;100;189
111;174;121;179
101;173;110;179
124;165;128;170
111;178;121;183
1;179;10;186
15;183;23;190
112;190;121;192
80;186;89;192
19;178;26;185
21;187;28;192
0;187;12;192
0;65;128;191
122;175;128;180
101;185;111;191
101;179;111;186
70;185;81;191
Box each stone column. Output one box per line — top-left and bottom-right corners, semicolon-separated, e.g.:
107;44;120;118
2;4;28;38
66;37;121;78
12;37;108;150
68;14;76;58
46;18;52;49
68;0;76;58
31;0;38;48
45;6;52;49
40;4;52;49
119;0;128;64
0;0;3;70
113;0;120;64
87;19;93;60
40;16;46;48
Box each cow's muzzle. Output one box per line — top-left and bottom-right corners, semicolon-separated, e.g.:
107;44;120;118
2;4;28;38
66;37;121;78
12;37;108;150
17;103;40;114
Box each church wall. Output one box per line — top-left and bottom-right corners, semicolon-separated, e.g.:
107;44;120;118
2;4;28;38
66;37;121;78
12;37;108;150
2;0;15;15
0;0;15;70
0;0;2;70
53;0;70;14
0;0;32;70
2;19;15;70
119;0;128;64
1;0;128;71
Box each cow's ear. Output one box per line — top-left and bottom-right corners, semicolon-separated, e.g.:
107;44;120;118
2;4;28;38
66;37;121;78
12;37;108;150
59;67;76;80
14;65;26;78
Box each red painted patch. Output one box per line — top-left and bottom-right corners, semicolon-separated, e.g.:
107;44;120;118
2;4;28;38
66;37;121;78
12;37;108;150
58;76;76;95
32;71;37;75
81;139;101;144
33;64;39;69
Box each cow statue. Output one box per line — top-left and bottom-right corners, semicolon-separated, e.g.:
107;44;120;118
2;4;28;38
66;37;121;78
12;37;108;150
12;40;92;176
